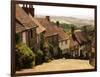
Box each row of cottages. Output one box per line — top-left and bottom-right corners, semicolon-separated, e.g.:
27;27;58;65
35;16;69;58
20;4;69;58
21;4;54;58
16;4;92;60
16;5;46;52
16;5;38;51
51;22;69;55
22;4;46;49
22;4;46;50
34;17;60;58
68;27;92;59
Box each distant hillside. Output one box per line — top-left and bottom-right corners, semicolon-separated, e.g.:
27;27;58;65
35;15;94;33
50;16;94;28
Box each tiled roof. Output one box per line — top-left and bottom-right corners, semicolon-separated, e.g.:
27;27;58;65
16;20;26;33
35;18;58;37
16;5;37;30
69;30;89;48
51;22;68;41
35;18;68;41
74;30;89;44
29;13;46;34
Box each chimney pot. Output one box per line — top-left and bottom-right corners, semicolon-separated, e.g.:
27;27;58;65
23;4;26;7
22;4;29;14
29;4;34;17
46;16;50;22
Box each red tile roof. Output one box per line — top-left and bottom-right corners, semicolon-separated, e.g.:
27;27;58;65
35;18;58;37
16;5;37;30
35;18;68;41
74;30;89;44
29;13;46;34
16;21;26;33
69;30;90;48
51;22;68;41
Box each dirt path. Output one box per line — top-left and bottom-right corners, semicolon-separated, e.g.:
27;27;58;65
16;58;94;74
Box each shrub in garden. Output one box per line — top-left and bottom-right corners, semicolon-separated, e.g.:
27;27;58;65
43;41;52;62
44;48;52;62
15;43;35;70
49;44;62;59
57;47;63;58
35;49;44;65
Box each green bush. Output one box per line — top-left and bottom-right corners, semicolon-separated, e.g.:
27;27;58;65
35;49;44;65
43;42;52;62
49;43;62;59
15;43;35;70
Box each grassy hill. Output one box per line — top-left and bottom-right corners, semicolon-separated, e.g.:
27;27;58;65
50;16;94;28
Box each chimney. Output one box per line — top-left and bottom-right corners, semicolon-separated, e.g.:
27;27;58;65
22;4;29;14
56;21;59;27
29;4;35;17
46;16;50;22
71;26;77;41
22;4;35;17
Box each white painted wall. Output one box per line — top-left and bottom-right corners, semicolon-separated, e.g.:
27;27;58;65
22;32;27;44
59;41;68;50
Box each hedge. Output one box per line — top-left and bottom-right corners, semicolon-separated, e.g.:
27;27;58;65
35;49;44;65
15;43;35;70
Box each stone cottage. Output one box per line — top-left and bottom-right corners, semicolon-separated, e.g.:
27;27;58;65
16;5;38;51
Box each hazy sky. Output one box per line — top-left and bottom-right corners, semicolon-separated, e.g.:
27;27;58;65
33;5;94;20
20;0;95;20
